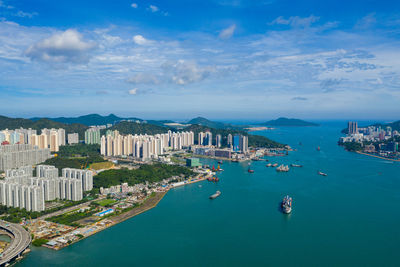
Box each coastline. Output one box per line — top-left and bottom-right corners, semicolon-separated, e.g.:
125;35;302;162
43;176;207;250
356;151;400;162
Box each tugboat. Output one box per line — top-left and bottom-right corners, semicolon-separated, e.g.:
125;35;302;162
209;190;221;199
281;195;292;214
318;171;328;176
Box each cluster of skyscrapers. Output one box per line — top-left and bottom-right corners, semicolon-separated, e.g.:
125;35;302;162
0;165;93;211
0;128;76;152
197;132;248;153
100;130;195;160
0;144;51;171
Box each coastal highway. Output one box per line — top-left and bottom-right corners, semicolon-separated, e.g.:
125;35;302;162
0;220;31;266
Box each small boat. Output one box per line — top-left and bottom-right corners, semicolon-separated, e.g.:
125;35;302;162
209;191;221;199
272;163;278;167
317;146;321;151
266;163;272;167
207;176;219;182
248;168;254;173
276;164;289;172
218;160;223;164
281;195;292;214
290;163;303;167
318;171;327;176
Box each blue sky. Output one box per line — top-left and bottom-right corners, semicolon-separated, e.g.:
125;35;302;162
0;0;400;120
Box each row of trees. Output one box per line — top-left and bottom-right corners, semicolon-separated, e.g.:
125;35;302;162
93;164;194;188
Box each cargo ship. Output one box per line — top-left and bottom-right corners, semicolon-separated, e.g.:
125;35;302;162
281;195;292;214
209;190;221;199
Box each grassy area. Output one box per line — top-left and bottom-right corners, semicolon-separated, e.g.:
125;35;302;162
96;199;117;207
45;208;98;227
90;161;114;170
32;238;49;247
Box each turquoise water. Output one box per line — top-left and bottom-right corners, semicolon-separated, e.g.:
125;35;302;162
17;122;399;266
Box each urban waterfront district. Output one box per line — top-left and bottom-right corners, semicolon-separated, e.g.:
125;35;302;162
16;121;400;266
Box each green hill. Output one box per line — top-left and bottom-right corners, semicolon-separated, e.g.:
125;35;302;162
187;117;245;129
104;121;170;135
263;117;318;127
186;124;285;148
0;116;88;137
31;113;143;126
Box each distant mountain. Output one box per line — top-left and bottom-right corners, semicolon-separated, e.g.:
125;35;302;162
31;113;143;126
185;124;285;148
372;120;400;131
0;115;88;137
262;117;319;127
105;121;170;135
187;117;245;130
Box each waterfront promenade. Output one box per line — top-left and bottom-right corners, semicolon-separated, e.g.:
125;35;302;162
0;220;31;266
356;151;400;162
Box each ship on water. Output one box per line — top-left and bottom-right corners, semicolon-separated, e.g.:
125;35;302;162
317;146;321;151
209;191;221;199
318;171;328;176
281;195;292;214
248;163;254;173
272;163;278;167
276;164;290;172
266;163;272;167
291;163;303;167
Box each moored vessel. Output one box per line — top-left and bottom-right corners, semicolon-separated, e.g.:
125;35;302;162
276;164;289;172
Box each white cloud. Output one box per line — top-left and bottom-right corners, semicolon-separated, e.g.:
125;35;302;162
15;10;38;18
355;13;376;30
128;88;138;95
128;73;159;84
269;15;320;28
25;29;96;64
131;3;138;8
219;24;236;39
162;60;216;85
132;34;153;45
149;5;159;12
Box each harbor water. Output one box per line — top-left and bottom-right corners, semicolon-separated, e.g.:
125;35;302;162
17;122;400;266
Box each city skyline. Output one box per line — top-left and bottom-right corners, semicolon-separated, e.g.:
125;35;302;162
1;0;400;119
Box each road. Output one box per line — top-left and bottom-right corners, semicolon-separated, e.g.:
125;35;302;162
0;220;31;266
38;197;105;220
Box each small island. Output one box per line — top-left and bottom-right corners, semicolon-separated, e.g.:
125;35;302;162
262;117;319;127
